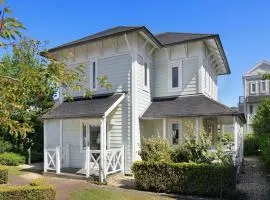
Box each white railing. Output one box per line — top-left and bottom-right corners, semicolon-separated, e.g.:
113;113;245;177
106;146;124;175
44;146;60;173
85;146;124;178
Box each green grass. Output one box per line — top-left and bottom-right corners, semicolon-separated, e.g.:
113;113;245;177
70;187;173;200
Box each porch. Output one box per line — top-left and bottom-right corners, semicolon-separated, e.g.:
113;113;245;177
141;94;246;168
42;93;126;182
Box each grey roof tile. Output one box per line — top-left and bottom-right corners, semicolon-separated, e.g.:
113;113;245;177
142;94;242;118
42;93;123;119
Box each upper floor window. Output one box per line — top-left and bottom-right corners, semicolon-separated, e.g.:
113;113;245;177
172;67;179;88
250;81;256;94
91;61;97;89
144;62;148;87
260;80;266;93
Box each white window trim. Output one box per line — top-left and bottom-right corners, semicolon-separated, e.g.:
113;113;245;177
90;60;98;91
80;121;89;153
250;81;256;94
260;80;266;93
169;60;182;91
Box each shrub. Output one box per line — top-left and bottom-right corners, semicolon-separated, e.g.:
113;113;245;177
30;178;48;186
0;166;8;184
0;138;12;154
257;134;270;165
252;98;270;135
244;133;259;156
0;153;25;166
30;151;43;163
0;184;56;200
132;161;236;197
139;137;172;162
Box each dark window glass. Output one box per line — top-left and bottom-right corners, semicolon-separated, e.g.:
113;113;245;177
90;126;100;150
93;62;96;89
172;67;179;88
144;63;148;86
172;123;179;145
82;123;87;149
250;105;253;114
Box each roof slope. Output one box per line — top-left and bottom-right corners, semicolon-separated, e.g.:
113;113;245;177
244;60;270;76
142;94;243;118
42;93;123;119
155;32;215;46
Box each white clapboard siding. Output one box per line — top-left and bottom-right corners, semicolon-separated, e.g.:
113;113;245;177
44;119;60;149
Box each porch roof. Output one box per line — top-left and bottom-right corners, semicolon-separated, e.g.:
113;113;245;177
42;93;124;119
142;94;246;122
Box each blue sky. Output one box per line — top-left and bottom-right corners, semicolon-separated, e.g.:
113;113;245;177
8;0;270;106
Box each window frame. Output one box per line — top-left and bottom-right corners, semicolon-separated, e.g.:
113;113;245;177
260;80;266;93
90;60;98;90
143;62;150;90
250;81;256;94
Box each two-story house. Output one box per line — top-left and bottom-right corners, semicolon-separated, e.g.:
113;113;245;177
42;26;245;181
239;60;270;133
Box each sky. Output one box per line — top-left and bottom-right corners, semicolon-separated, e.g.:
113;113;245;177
7;0;270;107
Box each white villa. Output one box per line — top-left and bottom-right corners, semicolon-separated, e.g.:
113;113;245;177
239;60;270;133
42;26;245;182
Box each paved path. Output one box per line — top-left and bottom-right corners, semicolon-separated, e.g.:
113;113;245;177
237;156;270;200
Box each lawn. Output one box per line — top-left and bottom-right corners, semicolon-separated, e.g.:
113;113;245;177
70;187;173;200
7;166;25;176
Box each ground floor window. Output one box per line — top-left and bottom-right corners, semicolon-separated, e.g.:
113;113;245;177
172;123;179;145
81;122;101;151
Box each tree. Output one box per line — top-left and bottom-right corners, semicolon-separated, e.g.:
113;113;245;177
252;98;270;135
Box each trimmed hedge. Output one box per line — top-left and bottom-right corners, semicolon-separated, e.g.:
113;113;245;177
132;161;236;197
0;153;25;166
0;179;56;200
0;166;8;184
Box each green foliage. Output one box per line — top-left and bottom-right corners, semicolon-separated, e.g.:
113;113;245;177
252;98;270;135
30;150;43;163
30;178;48;186
0;138;11;154
0;165;8;184
244;133;259;156
132;161;236;197
0;180;56;200
0;152;25;166
139;137;172;162
256;134;270;165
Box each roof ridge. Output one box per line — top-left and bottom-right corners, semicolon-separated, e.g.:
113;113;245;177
155;32;216;36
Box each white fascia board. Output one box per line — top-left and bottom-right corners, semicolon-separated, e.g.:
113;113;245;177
104;93;126;118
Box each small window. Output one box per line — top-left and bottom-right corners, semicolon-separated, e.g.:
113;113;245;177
92;62;97;89
249;105;253;114
172;123;179;145
260;80;266;93
82;123;87;150
250;82;256;94
144;63;148;87
172;67;179;88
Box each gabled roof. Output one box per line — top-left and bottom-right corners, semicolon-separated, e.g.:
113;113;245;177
155;32;215;46
42;93;124;119
244;60;270;77
142;94;245;123
45;26;230;75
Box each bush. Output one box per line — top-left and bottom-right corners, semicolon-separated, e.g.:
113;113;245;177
0;138;12;154
0;153;25;166
244;134;259;156
0;183;56;200
252;98;270;135
132;161;236;197
0;166;8;184
30;178;48;186
257;134;270;165
30;151;43;163
139;137;172;162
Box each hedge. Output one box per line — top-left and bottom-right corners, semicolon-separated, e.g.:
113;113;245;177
0;166;8;184
132;161;236;197
0;153;25;166
0;179;56;200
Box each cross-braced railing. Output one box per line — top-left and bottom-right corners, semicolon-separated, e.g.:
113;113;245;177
44;146;60;173
106;147;124;175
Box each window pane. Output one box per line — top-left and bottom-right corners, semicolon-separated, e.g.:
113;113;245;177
90;126;100;150
92;62;96;89
144;63;148;86
250;105;253;114
172;123;179;145
172;67;179;88
262;81;265;91
251;83;256;92
82;123;87;149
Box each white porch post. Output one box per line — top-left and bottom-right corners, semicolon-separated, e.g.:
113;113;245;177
85;146;90;178
162;118;167;138
56;146;61;174
100;117;107;182
195;117;200;142
44;148;47;172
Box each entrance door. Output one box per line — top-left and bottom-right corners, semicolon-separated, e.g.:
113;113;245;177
203;118;217;146
89;125;100;150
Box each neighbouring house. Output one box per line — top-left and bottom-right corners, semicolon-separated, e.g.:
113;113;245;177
42;26;245;181
238;60;270;133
